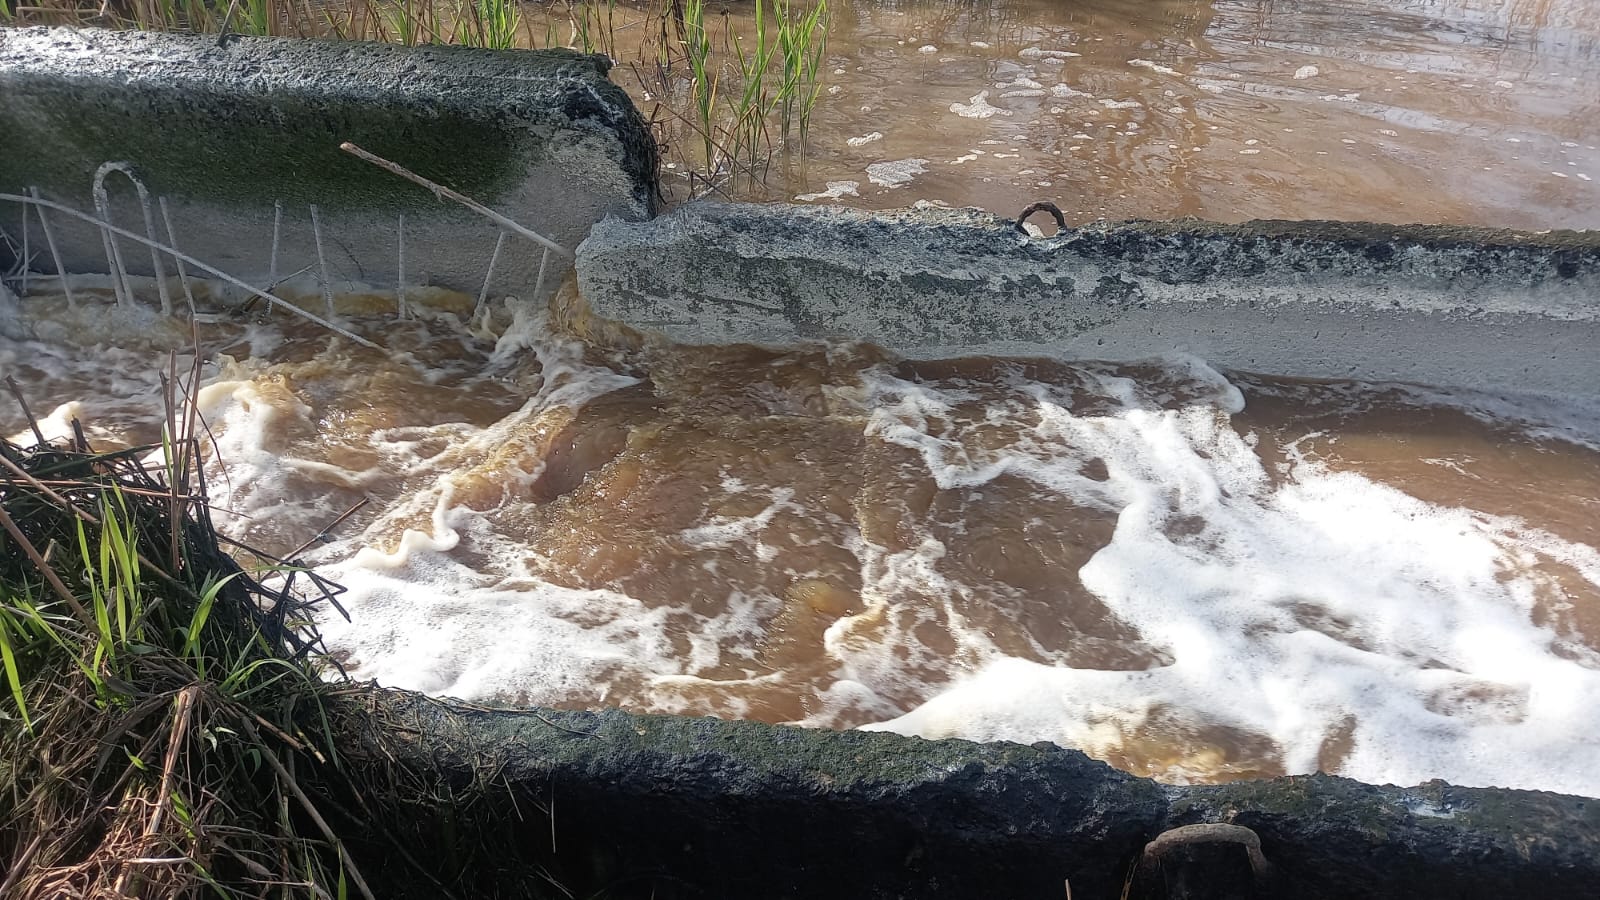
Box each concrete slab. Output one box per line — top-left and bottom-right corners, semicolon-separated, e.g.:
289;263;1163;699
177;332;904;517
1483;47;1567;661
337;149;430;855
334;689;1600;899
576;203;1600;398
0;26;658;298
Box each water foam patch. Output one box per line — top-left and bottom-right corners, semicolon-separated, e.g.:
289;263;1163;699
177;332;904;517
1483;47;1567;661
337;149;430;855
858;360;1600;796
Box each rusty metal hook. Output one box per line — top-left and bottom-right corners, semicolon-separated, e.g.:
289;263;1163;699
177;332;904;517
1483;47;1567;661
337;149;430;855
1014;200;1067;236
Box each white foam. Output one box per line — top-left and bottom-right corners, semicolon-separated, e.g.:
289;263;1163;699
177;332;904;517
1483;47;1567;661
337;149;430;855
15;291;1599;797
795;180;862;202
1020;46;1080;61
996;76;1044;91
949;91;1011;119
853;362;1600;796
866;158;929;188
846;131;885;147
319;551;707;702
1130;59;1179;76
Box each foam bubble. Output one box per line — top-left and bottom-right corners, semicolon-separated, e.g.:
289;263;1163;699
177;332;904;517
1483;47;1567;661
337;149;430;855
857;363;1600;796
950;91;1012;119
1020;46;1080;61
795;181;862;202
1130;59;1179;76
866;158;929;188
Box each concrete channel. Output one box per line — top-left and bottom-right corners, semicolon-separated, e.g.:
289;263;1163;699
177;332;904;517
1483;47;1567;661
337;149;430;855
2;25;1597;899
576;202;1600;400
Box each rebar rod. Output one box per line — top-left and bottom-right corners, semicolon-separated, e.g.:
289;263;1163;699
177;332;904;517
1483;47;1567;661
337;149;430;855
474;230;507;322
93;162;173;314
158;197;198;317
0;192;381;350
27;188;74;309
308;203;336;320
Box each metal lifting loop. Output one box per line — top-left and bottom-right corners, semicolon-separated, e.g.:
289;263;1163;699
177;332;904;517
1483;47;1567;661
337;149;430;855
1014;200;1067;236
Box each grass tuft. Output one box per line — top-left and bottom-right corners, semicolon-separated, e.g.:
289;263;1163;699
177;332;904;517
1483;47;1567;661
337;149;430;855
0;369;368;898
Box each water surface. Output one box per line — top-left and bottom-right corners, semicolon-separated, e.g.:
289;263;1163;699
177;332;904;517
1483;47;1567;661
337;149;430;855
5;285;1598;794
619;0;1600;227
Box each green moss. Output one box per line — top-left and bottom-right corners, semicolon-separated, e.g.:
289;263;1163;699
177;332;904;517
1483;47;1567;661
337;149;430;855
0;74;530;211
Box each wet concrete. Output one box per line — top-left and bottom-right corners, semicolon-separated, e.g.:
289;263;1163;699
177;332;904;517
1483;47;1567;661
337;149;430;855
577;203;1600;398
334;689;1600;899
0;26;658;298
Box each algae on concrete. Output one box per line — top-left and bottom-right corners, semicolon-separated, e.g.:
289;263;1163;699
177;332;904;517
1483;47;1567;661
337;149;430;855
327;688;1600;900
0;26;660;296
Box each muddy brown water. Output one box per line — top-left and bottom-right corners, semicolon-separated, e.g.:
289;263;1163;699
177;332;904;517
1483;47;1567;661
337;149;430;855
3;282;1598;794
4;0;1600;796
611;0;1600;227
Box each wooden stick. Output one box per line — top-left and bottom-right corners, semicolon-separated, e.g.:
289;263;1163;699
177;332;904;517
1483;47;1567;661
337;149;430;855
339;142;573;259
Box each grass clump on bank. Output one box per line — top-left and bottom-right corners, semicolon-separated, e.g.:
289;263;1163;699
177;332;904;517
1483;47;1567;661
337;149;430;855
0;379;370;898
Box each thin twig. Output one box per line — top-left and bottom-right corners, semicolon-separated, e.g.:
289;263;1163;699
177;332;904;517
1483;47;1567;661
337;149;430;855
19;191;29;296
308;204;336;320
113;684;200;894
0;833;45;897
284;496;371;561
5;374;49;447
396;212;408;320
0;193;381;350
473;230;507;322
269;199;283;291
339;142;573;259
158;196;198;316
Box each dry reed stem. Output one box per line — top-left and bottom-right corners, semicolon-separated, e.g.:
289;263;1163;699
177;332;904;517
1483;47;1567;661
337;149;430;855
338;141;574;259
0;501;96;625
238;715;378;900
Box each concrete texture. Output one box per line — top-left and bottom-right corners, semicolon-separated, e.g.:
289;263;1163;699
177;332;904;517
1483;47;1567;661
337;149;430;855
0;26;658;299
332;688;1600;900
577;203;1600;398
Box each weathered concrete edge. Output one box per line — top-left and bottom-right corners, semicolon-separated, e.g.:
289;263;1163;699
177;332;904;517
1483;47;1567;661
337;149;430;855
0;26;660;296
336;689;1600;899
576;203;1600;399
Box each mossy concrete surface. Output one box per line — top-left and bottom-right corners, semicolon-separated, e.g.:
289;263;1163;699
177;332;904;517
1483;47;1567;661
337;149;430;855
577;203;1600;398
332;689;1598;899
0;26;658;298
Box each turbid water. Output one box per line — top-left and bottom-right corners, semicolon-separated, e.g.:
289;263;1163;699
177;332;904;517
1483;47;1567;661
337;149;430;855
3;280;1599;796
4;0;1600;797
612;0;1600;228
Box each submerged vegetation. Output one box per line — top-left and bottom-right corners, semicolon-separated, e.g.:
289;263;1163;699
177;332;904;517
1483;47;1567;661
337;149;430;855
0;373;369;897
0;0;831;197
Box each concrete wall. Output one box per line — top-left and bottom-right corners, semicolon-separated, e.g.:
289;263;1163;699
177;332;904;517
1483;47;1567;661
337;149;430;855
577;203;1600;398
0;26;658;298
334;690;1600;900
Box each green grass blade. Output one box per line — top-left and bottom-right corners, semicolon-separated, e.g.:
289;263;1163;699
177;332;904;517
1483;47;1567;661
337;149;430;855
0;606;32;731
